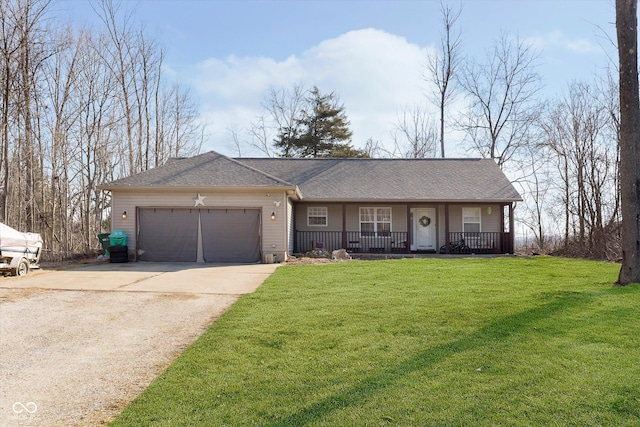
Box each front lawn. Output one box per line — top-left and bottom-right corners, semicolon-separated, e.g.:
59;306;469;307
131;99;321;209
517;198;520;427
110;257;640;426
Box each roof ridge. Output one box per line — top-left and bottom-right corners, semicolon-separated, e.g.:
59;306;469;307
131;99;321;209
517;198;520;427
219;152;297;186
236;156;487;161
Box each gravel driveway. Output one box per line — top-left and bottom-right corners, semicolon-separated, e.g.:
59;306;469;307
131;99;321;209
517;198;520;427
0;262;278;427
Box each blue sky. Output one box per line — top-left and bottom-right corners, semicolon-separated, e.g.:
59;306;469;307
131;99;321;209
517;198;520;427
56;0;615;157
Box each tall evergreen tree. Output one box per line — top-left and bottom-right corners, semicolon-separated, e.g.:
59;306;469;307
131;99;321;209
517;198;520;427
274;86;365;158
295;87;353;157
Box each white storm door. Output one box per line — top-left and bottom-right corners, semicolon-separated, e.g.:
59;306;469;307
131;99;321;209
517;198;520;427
412;208;436;250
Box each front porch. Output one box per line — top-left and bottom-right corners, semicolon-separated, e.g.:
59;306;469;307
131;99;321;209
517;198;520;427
293;202;516;256
295;231;513;255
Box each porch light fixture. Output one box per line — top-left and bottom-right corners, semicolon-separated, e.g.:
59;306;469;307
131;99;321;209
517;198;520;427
122;210;127;220
271;211;277;220
487;207;492;215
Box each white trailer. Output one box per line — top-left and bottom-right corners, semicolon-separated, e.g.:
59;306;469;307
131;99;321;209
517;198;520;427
0;223;42;276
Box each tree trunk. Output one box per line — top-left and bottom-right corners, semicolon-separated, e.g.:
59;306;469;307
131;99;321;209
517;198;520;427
439;100;445;158
616;0;640;284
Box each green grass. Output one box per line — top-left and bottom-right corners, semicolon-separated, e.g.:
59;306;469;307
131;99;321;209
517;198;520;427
110;257;640;426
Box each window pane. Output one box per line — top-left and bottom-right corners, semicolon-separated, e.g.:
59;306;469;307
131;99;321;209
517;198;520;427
361;223;375;235
377;208;391;222
378;223;391;236
462;208;481;222
464;223;480;233
309;207;326;216
308;207;327;226
462;207;481;234
360;208;374;222
309;216;326;226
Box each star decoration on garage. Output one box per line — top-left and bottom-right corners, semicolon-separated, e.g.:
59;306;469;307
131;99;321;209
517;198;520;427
193;193;206;207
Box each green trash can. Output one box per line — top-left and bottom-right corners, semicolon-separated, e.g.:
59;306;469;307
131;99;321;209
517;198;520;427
98;233;111;256
109;229;128;246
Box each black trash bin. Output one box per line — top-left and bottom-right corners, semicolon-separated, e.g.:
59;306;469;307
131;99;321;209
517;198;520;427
108;245;129;263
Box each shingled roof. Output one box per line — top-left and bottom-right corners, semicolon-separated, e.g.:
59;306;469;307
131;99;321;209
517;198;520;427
100;151;522;202
99;151;294;189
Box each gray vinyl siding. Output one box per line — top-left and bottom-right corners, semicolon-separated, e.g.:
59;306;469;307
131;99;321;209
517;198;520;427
295;204;343;232
447;205;501;233
295;203;408;233
345;205;359;231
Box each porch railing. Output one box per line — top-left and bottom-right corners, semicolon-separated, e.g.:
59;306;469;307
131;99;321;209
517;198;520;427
295;231;408;254
295;230;513;255
444;232;511;254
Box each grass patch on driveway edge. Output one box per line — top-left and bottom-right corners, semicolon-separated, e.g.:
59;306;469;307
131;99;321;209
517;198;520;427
110;257;640;426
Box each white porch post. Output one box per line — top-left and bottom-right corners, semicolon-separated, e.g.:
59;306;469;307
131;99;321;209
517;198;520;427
509;203;516;254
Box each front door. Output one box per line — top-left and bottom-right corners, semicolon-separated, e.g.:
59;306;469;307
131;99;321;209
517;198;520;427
412;208;436;251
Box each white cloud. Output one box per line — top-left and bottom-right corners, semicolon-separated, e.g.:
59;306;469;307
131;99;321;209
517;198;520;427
188;28;437;157
526;30;603;55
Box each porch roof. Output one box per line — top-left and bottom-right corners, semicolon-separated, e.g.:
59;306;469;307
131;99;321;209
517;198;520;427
239;157;522;202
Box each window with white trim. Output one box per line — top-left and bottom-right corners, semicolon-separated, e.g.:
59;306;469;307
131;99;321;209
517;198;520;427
462;207;481;232
360;207;391;236
307;207;328;226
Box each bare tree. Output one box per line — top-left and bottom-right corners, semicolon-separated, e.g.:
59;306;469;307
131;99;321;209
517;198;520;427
226;124;243;157
153;48;163;167
540;81;620;259
616;0;640;284
0;0;21;223
459;33;542;168
425;1;462;158
42;25;82;257
363;137;392;158
514;135;555;253
391;104;438;158
7;0;53;232
163;82;202;160
133;31;161;171
94;0;138;174
540;101;571;250
75;29;119;252
248;115;272;157
248;83;306;157
0;0;207;259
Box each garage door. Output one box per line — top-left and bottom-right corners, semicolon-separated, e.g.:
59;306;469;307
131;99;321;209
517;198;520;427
137;208;261;263
200;209;261;263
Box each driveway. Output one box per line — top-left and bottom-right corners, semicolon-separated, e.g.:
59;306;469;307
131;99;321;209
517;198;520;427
0;262;279;427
